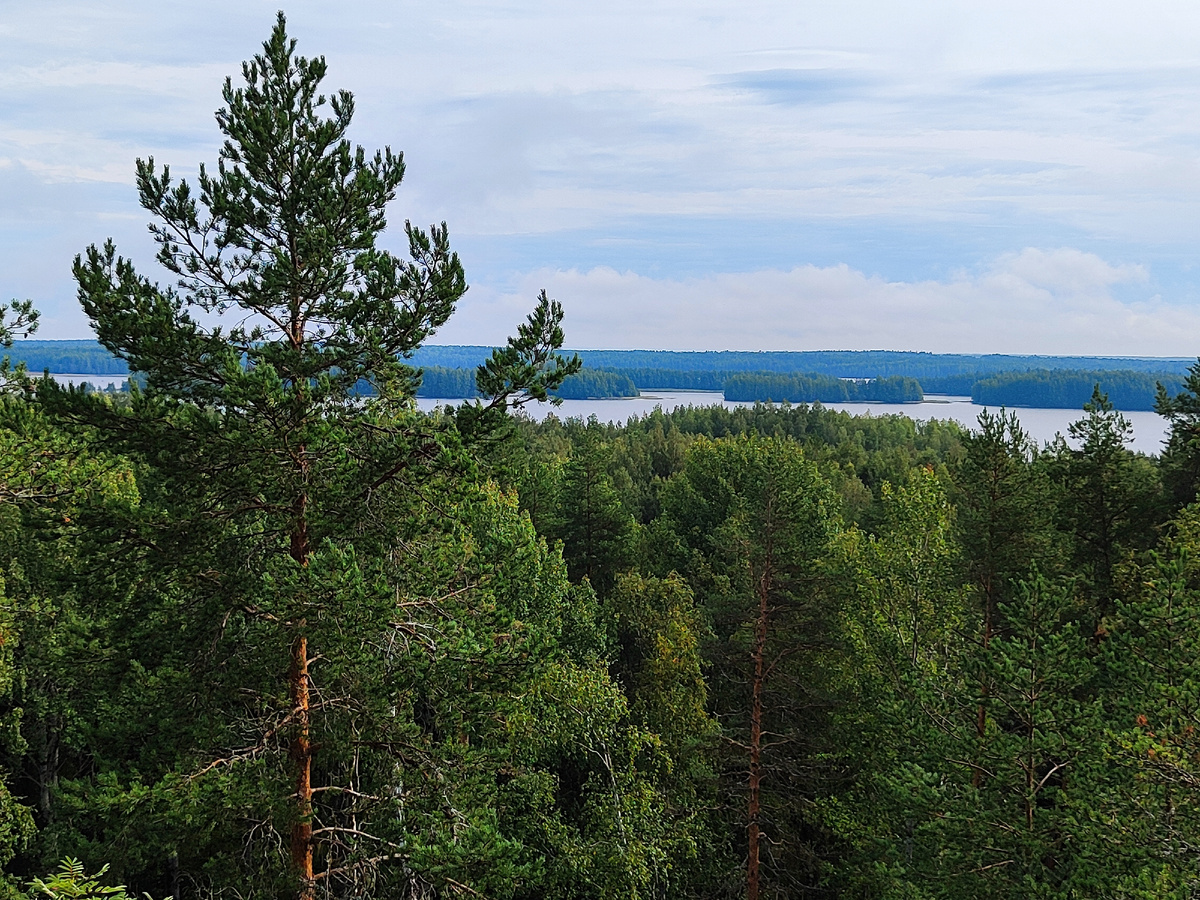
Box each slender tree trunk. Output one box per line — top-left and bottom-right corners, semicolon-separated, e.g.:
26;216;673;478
748;571;769;900
290;484;314;900
36;717;58;827
974;572;993;789
291;633;314;899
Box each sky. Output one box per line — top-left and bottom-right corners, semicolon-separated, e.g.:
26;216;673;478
5;2;1200;354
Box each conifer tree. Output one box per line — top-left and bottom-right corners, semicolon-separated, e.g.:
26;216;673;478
1050;386;1160;619
1101;516;1200;895
659;436;842;900
39;15;580;898
1156;360;1200;507
933;576;1104;899
951;409;1064;796
550;421;636;595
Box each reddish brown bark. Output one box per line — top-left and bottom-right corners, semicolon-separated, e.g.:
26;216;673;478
290;479;314;900
290;490;309;566
291;634;314;900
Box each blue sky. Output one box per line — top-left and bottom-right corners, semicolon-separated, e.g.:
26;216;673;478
5;1;1200;354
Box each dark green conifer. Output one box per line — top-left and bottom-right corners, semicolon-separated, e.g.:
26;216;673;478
1156;360;1200;507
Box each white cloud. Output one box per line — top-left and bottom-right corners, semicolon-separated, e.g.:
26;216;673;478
435;248;1189;356
8;2;1200;350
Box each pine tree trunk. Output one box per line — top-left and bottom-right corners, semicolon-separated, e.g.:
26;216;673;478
291;634;314;899
747;571;769;900
290;485;314;900
974;572;993;789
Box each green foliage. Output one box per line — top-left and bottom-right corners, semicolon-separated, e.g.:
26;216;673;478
552;368;639;400
547;422;637;595
0;301;40;392
658;435;845;897
416;366;637;400
724;372;923;403
474;289;582;410
934;576;1105;898
1099;521;1200;894
1156;358;1200;506
1048;386;1161;617
2;343;122;378
951;408;1064;628
829;468;964;899
0;304;38;353
610;573;714;757
845;467;964;679
593;367;726;392
23;15;626;898
416;364;477;398
27;858;162;899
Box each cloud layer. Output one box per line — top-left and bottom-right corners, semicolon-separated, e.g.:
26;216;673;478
439;249;1187;355
5;2;1200;352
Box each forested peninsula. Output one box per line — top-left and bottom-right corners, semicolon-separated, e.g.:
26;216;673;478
12;17;1200;900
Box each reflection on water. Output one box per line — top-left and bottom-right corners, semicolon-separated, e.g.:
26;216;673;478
418;391;1171;456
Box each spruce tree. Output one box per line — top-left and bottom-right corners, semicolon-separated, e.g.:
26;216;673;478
1156;361;1200;507
1050;386;1160;620
550;420;636;595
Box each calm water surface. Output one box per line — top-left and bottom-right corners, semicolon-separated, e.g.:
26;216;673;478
419;391;1171;456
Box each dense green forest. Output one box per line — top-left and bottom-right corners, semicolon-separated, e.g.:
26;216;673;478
3;341;129;376
723;373;923;403
11;18;1200;900
971;368;1186;411
590;367;727;392
417;366;639;400
41;364;1191;412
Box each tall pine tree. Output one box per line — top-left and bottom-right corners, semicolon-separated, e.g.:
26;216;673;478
39;15;582;898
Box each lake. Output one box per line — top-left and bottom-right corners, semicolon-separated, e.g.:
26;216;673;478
418;390;1172;455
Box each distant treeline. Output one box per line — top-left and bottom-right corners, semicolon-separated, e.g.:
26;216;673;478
417;366;639;400
595;367;726;391
724;373;923;403
555;369;639;399
10;341;1198;411
971;369;1186;411
920;373;984;395
7;340;129;375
